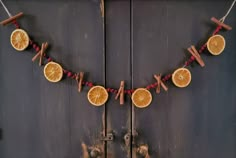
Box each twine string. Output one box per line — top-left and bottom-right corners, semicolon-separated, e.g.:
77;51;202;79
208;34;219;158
0;0;12;17
182;0;236;68
220;0;236;23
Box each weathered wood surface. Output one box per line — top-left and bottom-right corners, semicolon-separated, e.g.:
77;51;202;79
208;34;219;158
105;1;132;157
0;0;235;158
132;0;236;158
0;1;105;158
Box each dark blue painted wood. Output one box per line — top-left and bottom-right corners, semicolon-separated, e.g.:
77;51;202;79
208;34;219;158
0;1;235;158
105;1;132;157
132;0;236;158
0;1;105;158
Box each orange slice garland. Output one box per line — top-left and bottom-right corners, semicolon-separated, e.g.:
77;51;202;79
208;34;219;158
4;11;231;108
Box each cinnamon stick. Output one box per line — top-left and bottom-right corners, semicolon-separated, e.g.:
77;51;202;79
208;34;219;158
76;72;84;92
79;72;84;92
39;42;48;66
154;74;168;94
115;81;125;105
39;43;45;66
187;45;205;67
32;51;41;62
32;42;48;66
0;12;24;26
211;17;232;31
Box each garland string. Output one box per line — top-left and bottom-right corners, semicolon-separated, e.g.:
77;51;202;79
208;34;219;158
220;0;236;22
0;0;12;17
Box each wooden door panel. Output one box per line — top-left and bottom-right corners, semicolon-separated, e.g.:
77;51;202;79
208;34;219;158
132;1;236;158
132;1;170;157
105;1;132;158
0;1;105;158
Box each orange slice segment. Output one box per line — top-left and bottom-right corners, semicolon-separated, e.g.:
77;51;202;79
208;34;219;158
207;35;225;55
87;86;109;106
10;29;29;51
132;88;152;108
172;68;192;88
44;62;63;83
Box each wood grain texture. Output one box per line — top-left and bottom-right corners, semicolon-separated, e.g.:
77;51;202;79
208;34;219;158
0;0;105;158
132;0;236;158
105;1;132;157
0;1;235;158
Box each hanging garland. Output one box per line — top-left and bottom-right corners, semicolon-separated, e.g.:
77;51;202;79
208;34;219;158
0;0;235;108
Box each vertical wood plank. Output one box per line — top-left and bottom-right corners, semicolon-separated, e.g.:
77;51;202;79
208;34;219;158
132;1;169;157
105;0;132;158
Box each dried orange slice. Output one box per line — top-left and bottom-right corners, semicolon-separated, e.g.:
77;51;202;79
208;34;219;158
207;35;225;55
172;68;191;88
132;88;152;108
44;62;63;83
10;29;29;51
87;86;109;106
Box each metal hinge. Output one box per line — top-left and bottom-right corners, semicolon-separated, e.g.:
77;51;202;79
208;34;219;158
101;133;114;141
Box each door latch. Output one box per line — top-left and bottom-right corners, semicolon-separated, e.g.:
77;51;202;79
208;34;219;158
100;133;114;141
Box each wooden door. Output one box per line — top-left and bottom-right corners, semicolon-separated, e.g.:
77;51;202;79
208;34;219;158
131;1;236;158
0;0;235;158
0;1;107;158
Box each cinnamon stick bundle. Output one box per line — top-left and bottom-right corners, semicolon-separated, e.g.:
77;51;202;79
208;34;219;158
187;45;205;67
211;17;232;31
154;74;168;94
32;42;48;66
115;81;125;105
76;72;84;92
